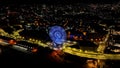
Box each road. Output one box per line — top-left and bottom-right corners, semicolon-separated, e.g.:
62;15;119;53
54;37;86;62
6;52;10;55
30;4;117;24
0;29;120;60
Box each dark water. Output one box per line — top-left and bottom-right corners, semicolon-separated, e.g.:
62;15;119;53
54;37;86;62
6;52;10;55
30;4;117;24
0;46;120;68
0;46;81;67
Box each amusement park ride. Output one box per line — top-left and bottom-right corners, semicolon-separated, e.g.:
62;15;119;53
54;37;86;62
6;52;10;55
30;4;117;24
48;26;67;50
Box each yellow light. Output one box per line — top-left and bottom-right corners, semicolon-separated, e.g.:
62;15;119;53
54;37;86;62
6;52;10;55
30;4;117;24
85;50;88;53
79;49;83;52
29;38;32;41
83;32;87;36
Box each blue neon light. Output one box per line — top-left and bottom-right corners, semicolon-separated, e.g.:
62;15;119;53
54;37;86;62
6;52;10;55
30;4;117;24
49;26;67;45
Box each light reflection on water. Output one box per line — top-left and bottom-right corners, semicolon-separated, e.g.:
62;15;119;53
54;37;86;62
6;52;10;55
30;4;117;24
0;45;120;68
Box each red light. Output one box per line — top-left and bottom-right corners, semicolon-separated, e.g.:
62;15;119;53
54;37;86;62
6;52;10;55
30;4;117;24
9;40;16;45
31;48;38;53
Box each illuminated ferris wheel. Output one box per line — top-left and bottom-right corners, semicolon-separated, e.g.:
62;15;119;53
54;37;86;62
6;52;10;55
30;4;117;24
49;26;67;50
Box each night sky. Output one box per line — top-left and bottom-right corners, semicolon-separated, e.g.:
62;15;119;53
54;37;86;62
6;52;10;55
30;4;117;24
0;0;119;4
